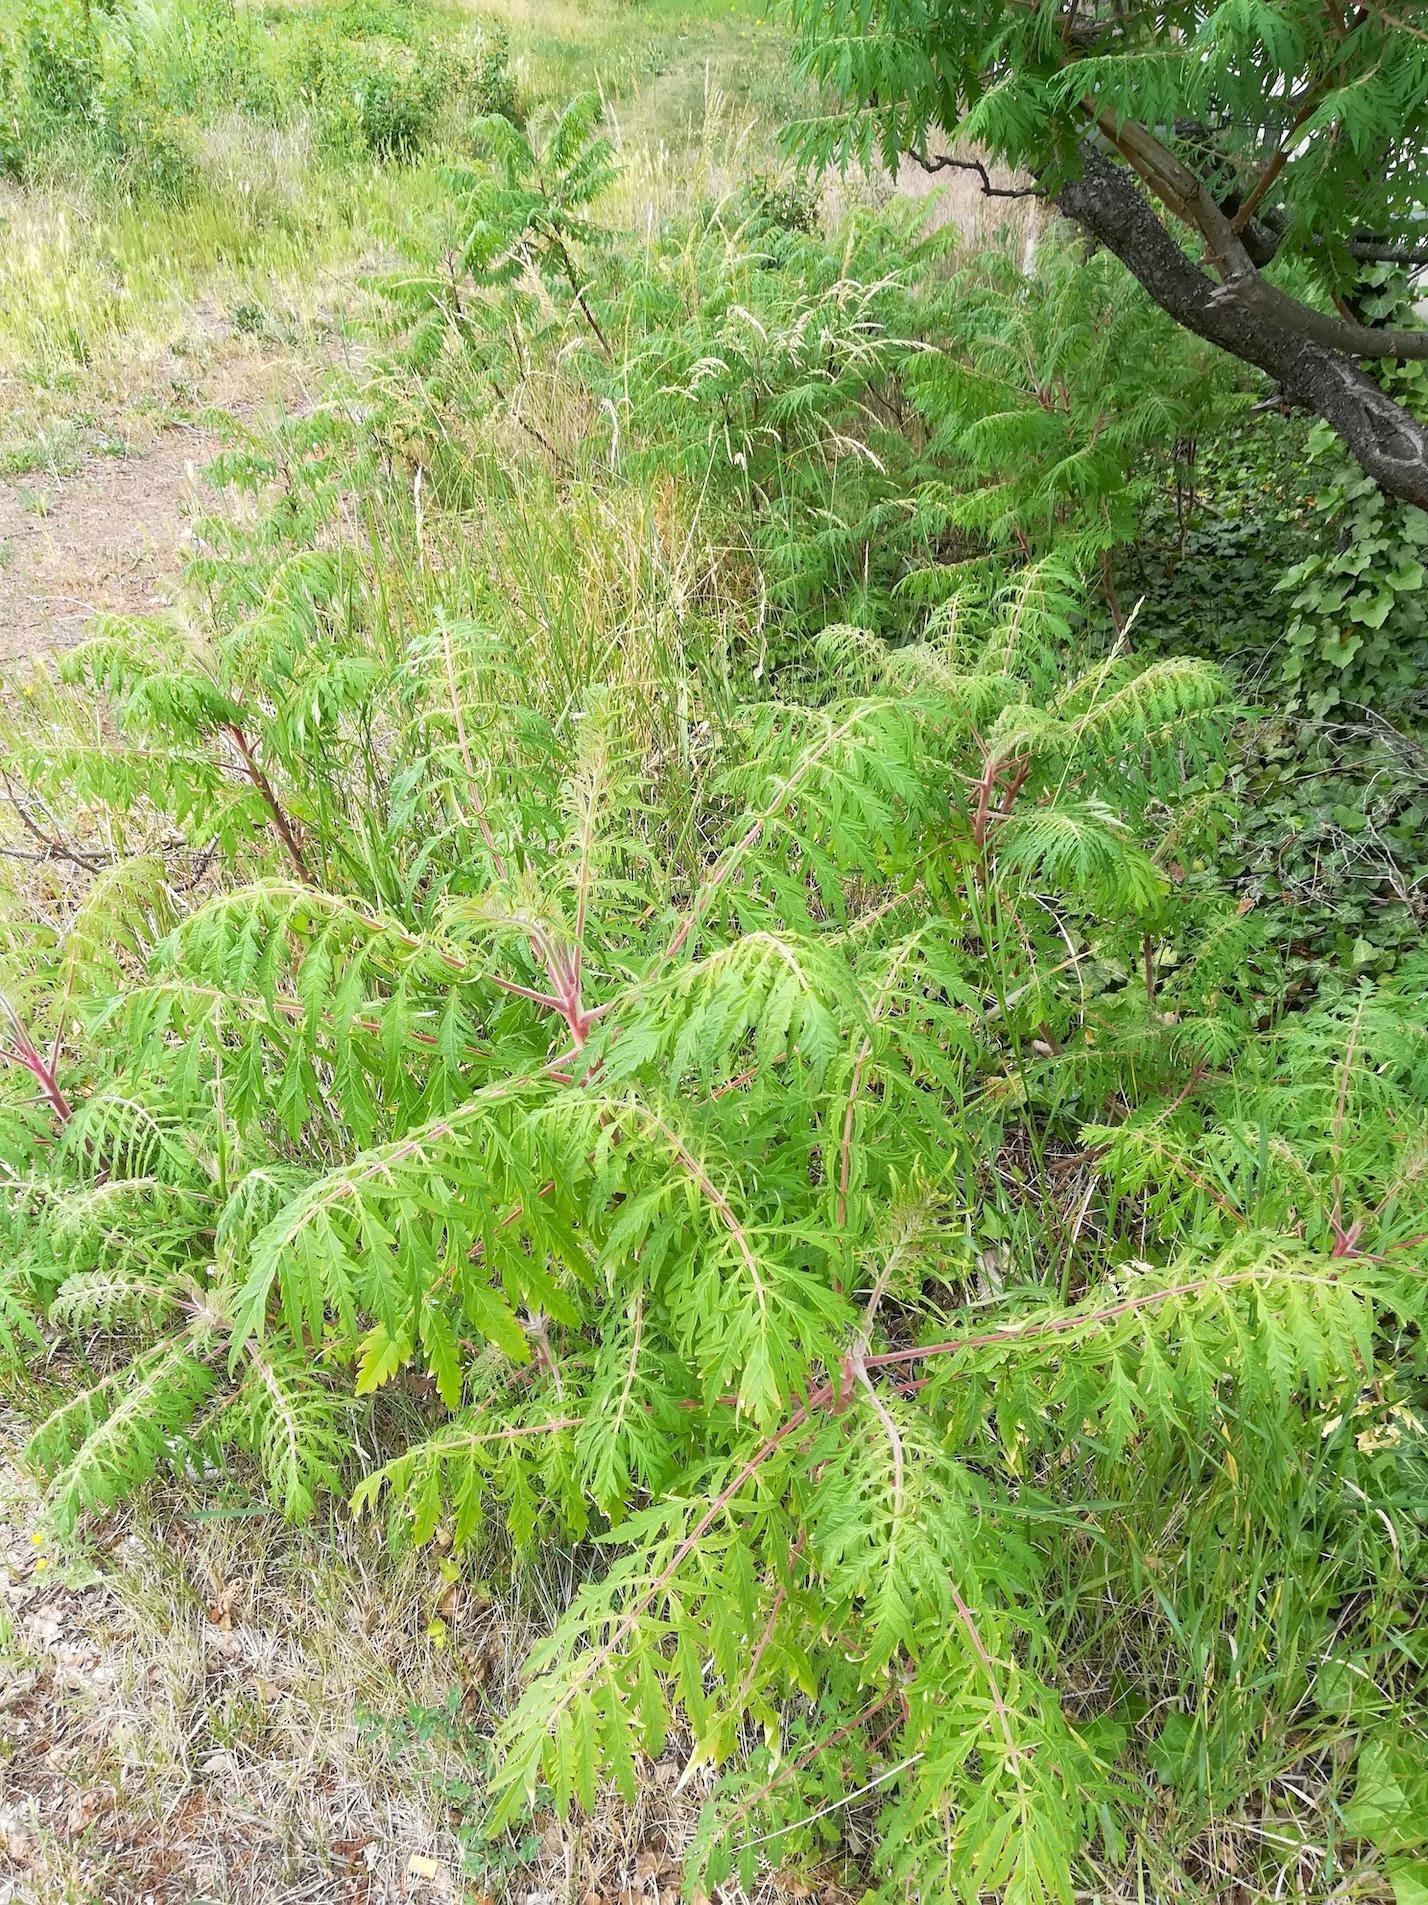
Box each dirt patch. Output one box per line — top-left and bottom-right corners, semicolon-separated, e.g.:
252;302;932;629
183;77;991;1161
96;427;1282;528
0;431;220;665
0;334;319;671
0;1415;853;1905
0;1420;744;1905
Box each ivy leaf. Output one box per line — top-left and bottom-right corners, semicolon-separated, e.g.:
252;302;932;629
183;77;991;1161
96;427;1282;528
1343;1740;1428;1854
1388;1861;1428;1905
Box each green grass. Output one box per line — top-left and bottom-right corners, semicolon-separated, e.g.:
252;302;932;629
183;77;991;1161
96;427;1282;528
477;0;801;132
0;0;808;475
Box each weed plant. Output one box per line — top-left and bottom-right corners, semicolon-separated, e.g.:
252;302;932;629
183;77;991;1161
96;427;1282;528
2;68;1428;1905
2;0;517;182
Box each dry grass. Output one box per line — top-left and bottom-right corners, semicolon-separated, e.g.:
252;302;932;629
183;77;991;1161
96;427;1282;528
0;120;402;502
1;1409;474;1901
0;1404;872;1905
1;1402;704;1904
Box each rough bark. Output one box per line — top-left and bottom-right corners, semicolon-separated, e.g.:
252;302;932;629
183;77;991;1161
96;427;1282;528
1056;148;1428;511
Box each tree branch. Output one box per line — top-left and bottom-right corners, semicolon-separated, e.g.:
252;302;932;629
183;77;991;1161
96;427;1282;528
1230;73;1335;234
1343;237;1428;267
1365;1;1428;42
0;768;113;872
1087;112;1428;360
1056;146;1428;510
1216;271;1428;359
1093;110;1259;280
909;150;1045;200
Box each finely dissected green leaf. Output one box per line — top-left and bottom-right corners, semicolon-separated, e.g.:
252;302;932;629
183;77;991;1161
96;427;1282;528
2;96;1426;1905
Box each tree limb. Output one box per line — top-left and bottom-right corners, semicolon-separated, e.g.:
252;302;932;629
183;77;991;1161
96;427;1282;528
1230;73;1336;234
1090;111;1428;360
1343;237;1428;267
1365;1;1428;42
0;768;113;872
910;151;1045;199
1093;110;1264;281
1215;271;1428;359
1056;147;1428;510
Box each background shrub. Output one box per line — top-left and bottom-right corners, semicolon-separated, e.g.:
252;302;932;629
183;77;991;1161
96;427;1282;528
20;0;102;123
0;0;520;187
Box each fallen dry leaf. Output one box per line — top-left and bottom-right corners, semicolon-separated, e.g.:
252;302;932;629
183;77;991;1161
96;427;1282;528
0;1824;34;1866
0;1673;37;1715
64;1786;115;1839
404;1851;455;1897
206;1587;236;1631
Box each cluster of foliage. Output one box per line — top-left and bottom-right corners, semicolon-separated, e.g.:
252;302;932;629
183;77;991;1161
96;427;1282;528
784;0;1428;511
1271;267;1428;724
384;92;1428;971
8;553;1428;1899
1280;438;1428;723
0;0;517;191
3;79;1428;1905
1119;415;1313;691
379;96;1231;643
785;0;1428;298
377;93;1428;722
1111;309;1428;983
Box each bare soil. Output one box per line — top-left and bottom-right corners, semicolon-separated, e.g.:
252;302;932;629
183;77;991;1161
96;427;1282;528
0;1415;865;1905
0;431;220;664
0;1417;801;1905
0;339;313;671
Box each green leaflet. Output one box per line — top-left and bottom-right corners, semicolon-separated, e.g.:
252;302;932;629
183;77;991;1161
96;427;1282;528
2;129;1427;1905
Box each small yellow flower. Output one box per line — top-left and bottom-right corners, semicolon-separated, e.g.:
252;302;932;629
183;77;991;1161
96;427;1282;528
34;1557;47;1571
31;1533;43;1546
